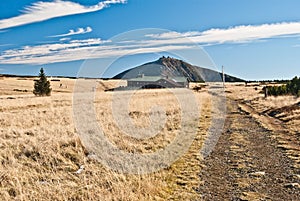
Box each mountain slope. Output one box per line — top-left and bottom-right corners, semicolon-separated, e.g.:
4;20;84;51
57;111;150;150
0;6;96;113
113;57;245;82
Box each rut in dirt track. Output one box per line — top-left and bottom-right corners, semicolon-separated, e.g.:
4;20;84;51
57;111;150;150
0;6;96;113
199;100;300;201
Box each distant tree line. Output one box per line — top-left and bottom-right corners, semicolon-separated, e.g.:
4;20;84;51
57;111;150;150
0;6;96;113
246;79;290;84
263;76;300;97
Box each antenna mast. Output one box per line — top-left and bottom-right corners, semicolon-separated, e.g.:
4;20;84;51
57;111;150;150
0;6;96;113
222;66;225;87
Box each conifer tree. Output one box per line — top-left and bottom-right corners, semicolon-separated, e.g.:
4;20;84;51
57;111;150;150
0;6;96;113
33;68;51;96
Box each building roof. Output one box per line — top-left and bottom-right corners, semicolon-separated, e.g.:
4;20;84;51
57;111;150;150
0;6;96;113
128;76;161;82
171;77;188;83
128;76;187;82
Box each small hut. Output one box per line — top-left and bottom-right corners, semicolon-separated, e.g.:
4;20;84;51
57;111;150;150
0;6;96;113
127;75;188;88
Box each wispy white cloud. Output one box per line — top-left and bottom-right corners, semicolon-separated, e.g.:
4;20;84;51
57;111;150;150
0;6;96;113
0;44;13;47
0;0;126;30
59;38;71;41
1;22;300;64
148;22;300;45
0;37;191;64
49;26;92;37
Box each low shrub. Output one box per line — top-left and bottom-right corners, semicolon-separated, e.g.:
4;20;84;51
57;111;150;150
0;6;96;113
263;76;300;97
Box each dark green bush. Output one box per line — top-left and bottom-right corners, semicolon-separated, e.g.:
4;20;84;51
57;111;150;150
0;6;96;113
263;76;300;97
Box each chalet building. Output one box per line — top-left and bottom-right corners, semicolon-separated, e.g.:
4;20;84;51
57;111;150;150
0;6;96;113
127;75;188;88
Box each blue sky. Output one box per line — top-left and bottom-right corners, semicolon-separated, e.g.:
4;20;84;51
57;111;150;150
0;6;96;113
0;0;300;80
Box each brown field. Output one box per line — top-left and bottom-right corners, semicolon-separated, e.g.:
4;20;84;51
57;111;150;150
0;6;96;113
0;77;299;200
0;77;213;200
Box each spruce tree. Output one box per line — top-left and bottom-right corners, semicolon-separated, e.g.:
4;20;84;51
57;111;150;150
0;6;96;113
33;68;52;96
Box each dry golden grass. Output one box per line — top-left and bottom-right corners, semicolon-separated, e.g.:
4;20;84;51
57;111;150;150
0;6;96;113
0;77;77;96
227;84;299;133
0;77;213;200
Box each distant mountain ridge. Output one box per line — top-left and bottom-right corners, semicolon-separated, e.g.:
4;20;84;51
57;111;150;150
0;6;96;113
113;57;245;82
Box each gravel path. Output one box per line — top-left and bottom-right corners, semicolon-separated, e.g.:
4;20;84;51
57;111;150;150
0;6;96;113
199;99;300;201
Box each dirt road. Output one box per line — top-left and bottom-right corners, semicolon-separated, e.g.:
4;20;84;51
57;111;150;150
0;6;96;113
199;99;300;201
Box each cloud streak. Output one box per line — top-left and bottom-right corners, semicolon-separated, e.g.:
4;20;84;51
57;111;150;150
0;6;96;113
0;44;13;47
148;22;300;45
1;22;300;64
49;26;92;37
0;38;190;64
0;0;126;30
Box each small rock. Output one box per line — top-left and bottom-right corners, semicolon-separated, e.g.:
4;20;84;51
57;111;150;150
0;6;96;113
250;171;266;177
87;153;97;161
39;180;48;185
74;165;84;174
287;174;300;180
284;183;300;189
